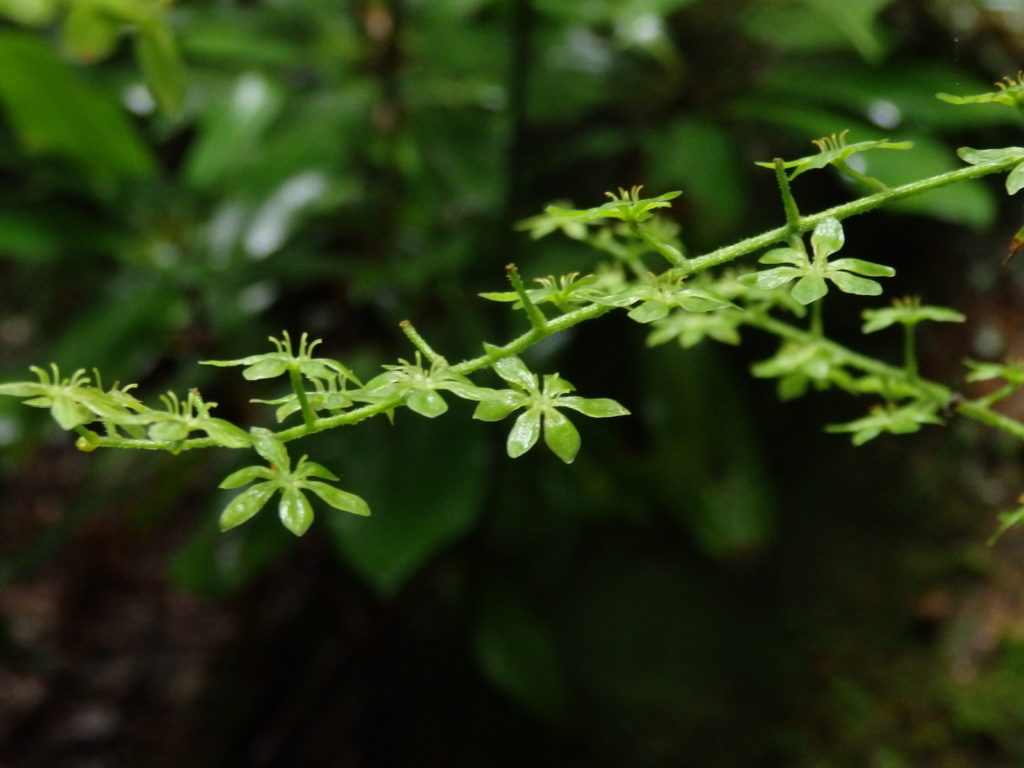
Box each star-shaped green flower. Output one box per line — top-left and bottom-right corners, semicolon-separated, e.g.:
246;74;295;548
219;428;369;536
756;130;912;181
469;356;629;463
938;72;1024;110
742;217;894;305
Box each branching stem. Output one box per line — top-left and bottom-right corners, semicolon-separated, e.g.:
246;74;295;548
60;152;1024;453
672;158;1019;279
400;320;444;364
506;263;548;331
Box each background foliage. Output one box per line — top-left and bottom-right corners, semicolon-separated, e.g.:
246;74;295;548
4;0;1024;765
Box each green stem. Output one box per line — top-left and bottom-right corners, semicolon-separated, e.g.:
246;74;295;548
834;159;888;192
66;154;1024;453
672;158;1020;279
400;320;444;364
506;263;549;331
773;158;802;239
289;366;317;429
957;399;1024;441
746;312;950;401
810;300;823;338
633;222;685;266
973;383;1016;408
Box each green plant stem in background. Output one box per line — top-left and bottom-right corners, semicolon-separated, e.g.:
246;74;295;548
956;399;1024;441
833;159;888;192
747;313;948;401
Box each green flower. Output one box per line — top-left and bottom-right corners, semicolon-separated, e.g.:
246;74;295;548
470;356;629;463
595;272;733;323
356;354;485;418
938;72;1024;110
752;339;845;400
756;130;912;181
516;203;589;240
963;359;1024;409
861;296;965;333
646;308;744;349
826;400;942;445
480;272;602;313
202;331;359;385
252;370;356;423
988;495;1024;545
0;364;148;431
147;389;252;448
741;217;894;305
956;146;1024;195
545;186;681;225
219;428;369;536
964;359;1024;387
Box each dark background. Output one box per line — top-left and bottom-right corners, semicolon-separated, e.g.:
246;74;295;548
3;1;1024;765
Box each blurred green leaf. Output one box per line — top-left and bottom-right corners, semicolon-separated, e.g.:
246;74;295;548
646;118;747;243
743;0;894;61
642;345;776;556
474;584;566;723
62;1;120;63
324;414;488;597
0;31;155;181
134;19;187;114
184;72;284;189
169;503;295;597
0;0;57;26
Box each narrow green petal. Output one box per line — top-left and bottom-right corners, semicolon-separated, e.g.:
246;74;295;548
201;418;253;447
0;382;47;397
753;267;800;290
758;247;803;265
149;419;191;442
627;300;670;324
219;465;275;489
251;427;290;470
791;275;828;305
829;272;883;296
828;258;894;277
473;395;523;422
297;460;340;482
407;389;448;418
557;396;630;418
51;395;93;430
278;487;314;536
242;358;290;380
507;408;542;458
305;480;371;517
1008;161;1024;195
811;217;844;259
542;408;581;464
219;482;277;531
494;356;537;392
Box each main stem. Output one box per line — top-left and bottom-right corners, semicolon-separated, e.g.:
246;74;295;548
76;154;1023;452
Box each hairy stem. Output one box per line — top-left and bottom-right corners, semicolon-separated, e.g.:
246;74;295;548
400;320;444;364
673;158;1019;278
